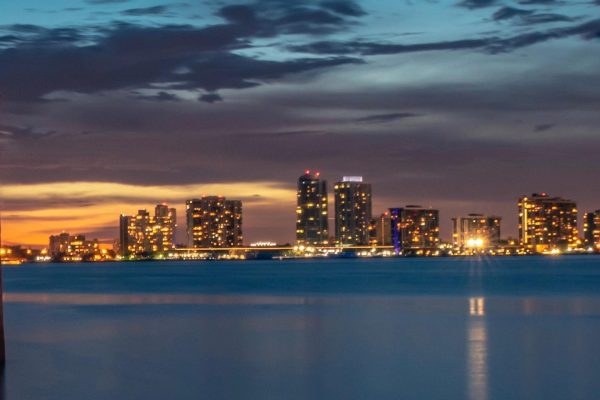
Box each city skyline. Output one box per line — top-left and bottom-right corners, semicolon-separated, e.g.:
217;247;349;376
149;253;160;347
2;171;600;247
1;0;599;246
25;184;600;247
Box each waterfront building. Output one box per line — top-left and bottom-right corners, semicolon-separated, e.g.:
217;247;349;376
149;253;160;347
296;171;329;246
452;214;501;250
155;203;177;252
118;215;133;257
186;196;243;248
390;206;440;253
334;176;372;245
49;232;71;256
583;210;600;250
518;193;578;252
49;232;100;261
119;204;178;256
373;212;392;246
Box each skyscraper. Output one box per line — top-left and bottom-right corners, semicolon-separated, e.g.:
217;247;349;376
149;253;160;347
334;176;372;245
186;196;243;248
127;209;154;254
583;210;600;250
452;214;501;250
118;214;133;257
518;193;578;252
296;171;329;246
155;203;177;252
390;206;440;253
119;204;178;256
374;212;392;246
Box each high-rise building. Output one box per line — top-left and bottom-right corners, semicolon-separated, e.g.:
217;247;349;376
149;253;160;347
452;214;501;250
118;215;133;256
390;206;440;253
583;210;600;250
155;203;177;252
334;176;372;245
49;232;100;260
119;204;177;256
518;193;578;252
49;232;71;256
133;209;154;254
296;171;329;246
186;196;243;248
374;212;392;246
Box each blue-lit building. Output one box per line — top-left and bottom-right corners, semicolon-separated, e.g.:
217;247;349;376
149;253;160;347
390;206;440;254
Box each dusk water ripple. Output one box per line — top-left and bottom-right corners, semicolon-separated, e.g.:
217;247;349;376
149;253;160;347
2;256;600;400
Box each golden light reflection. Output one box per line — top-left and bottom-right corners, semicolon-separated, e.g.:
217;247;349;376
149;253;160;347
467;297;488;400
3;293;311;305
469;297;485;317
1;181;295;245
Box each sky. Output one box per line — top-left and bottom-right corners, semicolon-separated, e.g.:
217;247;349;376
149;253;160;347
0;0;599;247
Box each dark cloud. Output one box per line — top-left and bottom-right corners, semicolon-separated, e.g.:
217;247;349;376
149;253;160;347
199;93;223;103
493;7;573;25
0;35;19;43
217;0;364;36
1;215;77;222
4;24;46;33
291;18;600;55
170;52;362;92
354;113;420;123
488;19;600;51
493;7;534;21
0;22;360;102
458;0;499;9
241;130;326;138
521;13;573;24
134;91;181;102
0;25;85;46
0;199;96;213
122;5;170;16
320;1;366;16
0;124;56;139
290;38;491;55
534;123;556;132
0;0;366;103
517;0;557;4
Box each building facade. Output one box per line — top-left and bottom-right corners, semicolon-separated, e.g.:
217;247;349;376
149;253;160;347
49;232;100;260
373;212;392;246
583;210;600;251
119;204;177;256
334;176;372;246
390;206;440;253
155;204;177;252
452;214;501;250
296;171;329;246
518;193;578;252
186;197;243;248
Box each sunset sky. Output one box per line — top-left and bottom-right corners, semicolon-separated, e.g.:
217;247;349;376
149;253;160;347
1;0;599;246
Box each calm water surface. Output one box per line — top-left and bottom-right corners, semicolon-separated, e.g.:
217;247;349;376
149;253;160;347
2;256;600;400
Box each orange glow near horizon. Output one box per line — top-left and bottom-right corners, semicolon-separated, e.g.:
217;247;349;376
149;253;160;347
1;181;296;247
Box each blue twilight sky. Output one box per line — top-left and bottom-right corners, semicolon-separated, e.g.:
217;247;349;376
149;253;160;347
0;0;599;245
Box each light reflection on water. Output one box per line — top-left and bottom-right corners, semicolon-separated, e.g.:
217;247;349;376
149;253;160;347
2;259;600;400
468;297;488;400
